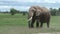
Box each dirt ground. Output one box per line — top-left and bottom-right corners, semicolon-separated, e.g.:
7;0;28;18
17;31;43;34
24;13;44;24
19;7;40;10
0;25;60;34
37;32;60;34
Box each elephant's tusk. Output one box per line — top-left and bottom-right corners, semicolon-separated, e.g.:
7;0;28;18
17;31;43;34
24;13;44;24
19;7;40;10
28;17;32;21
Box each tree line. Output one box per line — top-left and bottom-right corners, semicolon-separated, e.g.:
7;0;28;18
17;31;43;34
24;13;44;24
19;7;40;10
0;8;60;16
50;8;60;16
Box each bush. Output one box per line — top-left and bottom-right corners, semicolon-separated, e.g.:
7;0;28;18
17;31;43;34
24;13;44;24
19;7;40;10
10;8;17;15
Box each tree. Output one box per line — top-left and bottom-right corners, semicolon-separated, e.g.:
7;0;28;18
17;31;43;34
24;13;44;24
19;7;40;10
50;8;57;16
10;8;17;15
58;8;60;12
50;8;53;16
23;12;26;15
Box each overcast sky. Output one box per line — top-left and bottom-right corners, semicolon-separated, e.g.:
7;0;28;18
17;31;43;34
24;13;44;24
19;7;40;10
0;0;60;12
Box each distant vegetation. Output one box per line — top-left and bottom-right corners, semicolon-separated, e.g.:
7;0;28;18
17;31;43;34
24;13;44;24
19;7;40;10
50;8;60;16
10;8;17;15
0;8;60;16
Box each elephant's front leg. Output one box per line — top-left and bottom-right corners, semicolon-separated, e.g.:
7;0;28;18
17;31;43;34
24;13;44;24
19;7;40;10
36;20;39;28
31;18;35;28
28;21;31;28
40;22;43;28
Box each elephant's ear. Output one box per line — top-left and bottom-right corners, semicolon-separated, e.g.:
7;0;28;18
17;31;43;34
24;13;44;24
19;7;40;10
36;9;41;16
33;7;37;12
30;8;36;13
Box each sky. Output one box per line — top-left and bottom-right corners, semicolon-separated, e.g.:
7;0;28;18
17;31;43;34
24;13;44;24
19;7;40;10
0;0;60;12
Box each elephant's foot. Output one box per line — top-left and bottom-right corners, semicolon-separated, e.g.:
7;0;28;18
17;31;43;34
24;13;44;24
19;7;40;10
47;26;49;28
30;25;34;28
40;26;42;28
36;23;39;28
36;26;39;28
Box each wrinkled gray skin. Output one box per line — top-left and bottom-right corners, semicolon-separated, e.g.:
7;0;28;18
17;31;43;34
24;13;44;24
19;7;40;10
28;6;51;28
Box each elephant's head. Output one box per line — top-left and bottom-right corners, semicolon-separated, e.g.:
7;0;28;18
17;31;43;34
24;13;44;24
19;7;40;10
28;6;42;21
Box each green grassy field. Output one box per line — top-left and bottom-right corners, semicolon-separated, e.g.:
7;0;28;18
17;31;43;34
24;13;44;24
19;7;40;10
0;13;60;34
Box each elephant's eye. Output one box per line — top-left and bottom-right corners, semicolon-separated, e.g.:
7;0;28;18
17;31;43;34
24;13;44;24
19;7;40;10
32;10;34;11
31;10;34;12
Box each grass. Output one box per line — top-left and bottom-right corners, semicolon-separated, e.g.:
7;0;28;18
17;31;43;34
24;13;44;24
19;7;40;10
0;13;60;34
0;13;27;26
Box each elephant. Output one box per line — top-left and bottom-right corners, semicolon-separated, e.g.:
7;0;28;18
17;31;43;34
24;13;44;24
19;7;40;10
28;6;51;28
